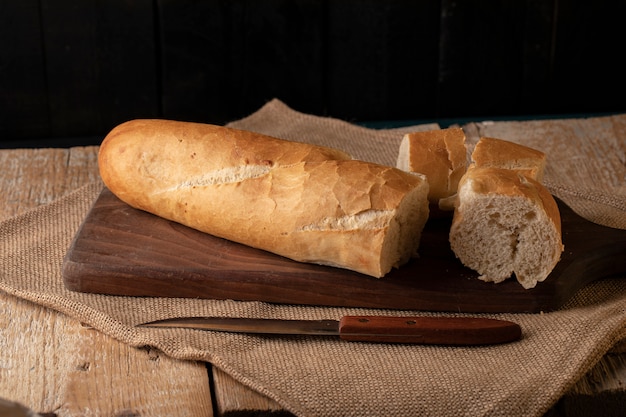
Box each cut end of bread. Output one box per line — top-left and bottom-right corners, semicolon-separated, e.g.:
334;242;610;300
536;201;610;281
449;167;563;289
294;169;430;278
383;178;430;272
396;127;467;207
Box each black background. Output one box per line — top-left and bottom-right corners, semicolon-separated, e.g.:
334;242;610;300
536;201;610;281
2;0;625;147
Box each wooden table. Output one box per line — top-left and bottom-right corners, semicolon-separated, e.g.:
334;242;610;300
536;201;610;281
1;144;625;416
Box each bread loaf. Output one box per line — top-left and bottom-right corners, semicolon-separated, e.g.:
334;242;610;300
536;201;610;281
98;119;430;278
471;137;546;182
396;127;467;213
449;166;563;289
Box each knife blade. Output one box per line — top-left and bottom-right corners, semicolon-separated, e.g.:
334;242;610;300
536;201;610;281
138;315;522;345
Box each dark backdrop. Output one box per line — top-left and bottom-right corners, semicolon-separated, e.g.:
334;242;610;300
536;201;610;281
2;0;625;147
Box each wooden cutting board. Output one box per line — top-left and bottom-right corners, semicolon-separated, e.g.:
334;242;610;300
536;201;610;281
62;188;626;313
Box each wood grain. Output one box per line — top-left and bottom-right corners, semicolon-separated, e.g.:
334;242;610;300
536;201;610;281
0;147;213;417
0;147;100;217
1;142;625;416
0;295;213;416
62;188;626;313
555;353;626;416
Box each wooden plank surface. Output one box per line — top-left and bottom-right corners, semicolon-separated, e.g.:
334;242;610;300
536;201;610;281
0;138;624;415
62;188;626;313
0;147;213;416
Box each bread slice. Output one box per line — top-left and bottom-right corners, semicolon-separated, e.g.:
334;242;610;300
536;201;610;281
449;166;563;289
99;119;430;278
472;137;546;182
396;127;467;212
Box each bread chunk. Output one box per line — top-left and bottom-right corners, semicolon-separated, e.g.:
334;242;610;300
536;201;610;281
99;119;430;278
396;127;467;213
449;166;564;289
472;137;546;182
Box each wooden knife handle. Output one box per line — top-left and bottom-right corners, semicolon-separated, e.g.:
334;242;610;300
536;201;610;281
338;316;522;345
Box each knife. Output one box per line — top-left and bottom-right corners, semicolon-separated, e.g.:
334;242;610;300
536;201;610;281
138;315;522;345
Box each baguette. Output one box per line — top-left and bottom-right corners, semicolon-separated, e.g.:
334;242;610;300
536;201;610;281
449;166;563;289
98;119;430;278
396;127;467;213
471;136;546;182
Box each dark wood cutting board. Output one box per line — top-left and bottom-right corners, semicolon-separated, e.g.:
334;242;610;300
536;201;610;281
62;188;626;313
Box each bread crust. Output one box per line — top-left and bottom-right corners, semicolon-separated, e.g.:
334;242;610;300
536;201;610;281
457;166;561;234
396;127;467;202
99;119;430;278
472;137;546;182
449;166;563;288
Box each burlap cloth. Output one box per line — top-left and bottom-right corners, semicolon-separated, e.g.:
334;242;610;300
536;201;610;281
1;99;625;416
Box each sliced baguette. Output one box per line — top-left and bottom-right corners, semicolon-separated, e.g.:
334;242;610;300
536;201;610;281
449;166;563;289
472;136;547;182
396;127;467;213
99;119;430;278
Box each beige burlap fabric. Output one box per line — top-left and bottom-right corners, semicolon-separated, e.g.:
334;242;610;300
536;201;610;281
1;99;625;417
